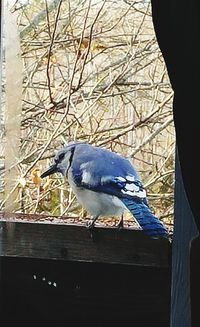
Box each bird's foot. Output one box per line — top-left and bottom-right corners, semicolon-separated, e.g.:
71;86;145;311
86;220;95;240
86;220;95;230
116;221;123;230
116;216;124;230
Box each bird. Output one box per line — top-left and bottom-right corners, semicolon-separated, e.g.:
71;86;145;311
40;142;169;239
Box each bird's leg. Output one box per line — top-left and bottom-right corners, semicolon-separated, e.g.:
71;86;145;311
116;214;124;230
86;215;99;229
86;216;99;239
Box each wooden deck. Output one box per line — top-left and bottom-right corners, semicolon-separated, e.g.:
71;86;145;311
0;213;172;327
0;212;171;267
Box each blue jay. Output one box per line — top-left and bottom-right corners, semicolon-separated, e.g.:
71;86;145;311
41;142;169;239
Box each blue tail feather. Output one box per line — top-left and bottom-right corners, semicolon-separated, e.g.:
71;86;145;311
121;198;169;239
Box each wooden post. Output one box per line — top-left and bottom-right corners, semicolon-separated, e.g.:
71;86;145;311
0;0;3;309
4;0;22;212
170;149;198;327
0;0;4;201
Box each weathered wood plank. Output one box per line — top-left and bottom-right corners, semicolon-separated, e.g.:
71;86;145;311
0;213;171;267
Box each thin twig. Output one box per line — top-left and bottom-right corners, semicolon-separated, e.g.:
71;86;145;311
46;0;63;104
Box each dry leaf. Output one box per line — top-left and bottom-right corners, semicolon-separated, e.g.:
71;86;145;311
78;37;89;49
42;53;58;65
91;42;107;52
76;37;90;59
43;178;52;191
31;167;42;185
50;54;57;64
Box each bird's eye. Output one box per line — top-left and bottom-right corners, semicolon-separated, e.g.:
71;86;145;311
54;152;65;164
58;153;65;161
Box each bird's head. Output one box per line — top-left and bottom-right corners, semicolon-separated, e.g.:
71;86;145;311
40;145;75;179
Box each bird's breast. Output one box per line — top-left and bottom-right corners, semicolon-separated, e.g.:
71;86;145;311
71;184;125;217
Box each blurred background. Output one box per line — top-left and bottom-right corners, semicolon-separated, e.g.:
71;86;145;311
0;0;175;232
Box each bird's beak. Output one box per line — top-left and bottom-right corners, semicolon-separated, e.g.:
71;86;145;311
40;164;57;178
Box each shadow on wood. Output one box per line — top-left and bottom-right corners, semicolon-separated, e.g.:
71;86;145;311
0;257;171;327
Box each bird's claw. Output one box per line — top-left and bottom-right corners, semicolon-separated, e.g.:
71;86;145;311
116;221;123;230
86;220;95;230
116;216;124;230
86;220;95;240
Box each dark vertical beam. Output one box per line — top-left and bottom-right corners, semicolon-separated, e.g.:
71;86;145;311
190;236;200;327
170;150;198;327
150;1;200;325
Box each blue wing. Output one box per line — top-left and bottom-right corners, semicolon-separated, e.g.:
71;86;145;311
73;171;146;201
